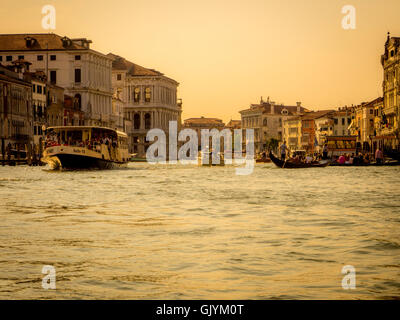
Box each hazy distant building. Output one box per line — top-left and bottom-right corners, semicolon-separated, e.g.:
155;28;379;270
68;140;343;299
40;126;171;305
300;110;333;153
225;119;241;130
0;33;114;127
108;53;182;156
240;97;308;153
183;116;225;148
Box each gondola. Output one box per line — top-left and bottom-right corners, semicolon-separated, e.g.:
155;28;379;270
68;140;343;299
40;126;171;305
384;149;400;161
256;157;271;163
269;151;329;169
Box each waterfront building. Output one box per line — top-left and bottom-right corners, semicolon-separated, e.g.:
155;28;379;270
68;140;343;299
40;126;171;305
372;98;385;151
111;91;125;132
282;116;302;150
350;99;380;151
313;112;334;152
225;119;241;131
26;70;47;144
0;33;114;127
300;110;333;153
46;84;85;128
352;97;383;152
0;64;32;156
183;117;225;148
46;84;66;127
240;97;308;153
331;107;354;137
108;53;182;156
62;95;86;126
379;33;400;149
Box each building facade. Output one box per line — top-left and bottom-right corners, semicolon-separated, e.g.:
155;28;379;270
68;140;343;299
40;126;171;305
0;64;32;157
240;97;308;153
282;116;302;150
29;72;47;144
300;110;333;153
183;117;225;148
350;99;380;151
0;33;113;127
108;53;182;156
380;33;400;149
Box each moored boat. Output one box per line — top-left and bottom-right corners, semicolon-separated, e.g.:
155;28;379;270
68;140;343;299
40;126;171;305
42;126;129;170
329;160;400;167
269;151;329;169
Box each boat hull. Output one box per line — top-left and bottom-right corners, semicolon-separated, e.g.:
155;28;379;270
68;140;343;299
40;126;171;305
44;154;126;170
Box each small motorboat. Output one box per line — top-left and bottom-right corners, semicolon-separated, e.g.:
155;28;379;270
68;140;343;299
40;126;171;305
269;151;329;169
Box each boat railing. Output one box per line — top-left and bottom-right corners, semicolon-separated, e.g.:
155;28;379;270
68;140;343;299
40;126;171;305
45;141;109;154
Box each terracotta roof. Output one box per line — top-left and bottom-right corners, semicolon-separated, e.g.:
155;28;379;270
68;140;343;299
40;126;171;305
0;33;88;51
0;64;31;86
301;110;334;120
226;120;241;126
184;117;224;125
107;53;163;77
363;97;383;108
240;102;309;115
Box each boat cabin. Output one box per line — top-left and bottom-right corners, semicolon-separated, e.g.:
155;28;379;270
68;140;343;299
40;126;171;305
45;126;128;152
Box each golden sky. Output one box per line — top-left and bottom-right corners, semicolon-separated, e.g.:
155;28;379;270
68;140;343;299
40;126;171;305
2;0;400;123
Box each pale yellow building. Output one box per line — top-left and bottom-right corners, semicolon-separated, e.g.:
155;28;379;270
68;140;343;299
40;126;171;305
283;116;302;150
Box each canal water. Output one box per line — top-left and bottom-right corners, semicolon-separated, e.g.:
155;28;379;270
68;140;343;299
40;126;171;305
0;163;399;299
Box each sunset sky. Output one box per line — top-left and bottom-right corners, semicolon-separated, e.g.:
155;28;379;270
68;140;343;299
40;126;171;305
2;0;400;123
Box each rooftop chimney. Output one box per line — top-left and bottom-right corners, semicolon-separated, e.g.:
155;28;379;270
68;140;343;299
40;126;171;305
296;102;301;113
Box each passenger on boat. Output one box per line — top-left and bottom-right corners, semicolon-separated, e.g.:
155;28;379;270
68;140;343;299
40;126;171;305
338;155;346;165
375;148;384;164
346;153;354;165
363;153;371;164
292;154;301;163
322;144;328;159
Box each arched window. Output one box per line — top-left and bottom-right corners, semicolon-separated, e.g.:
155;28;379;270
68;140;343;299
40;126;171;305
145;113;151;129
134;88;140;103
134;113;140;129
145;87;151;102
74;94;82;110
263;118;267;126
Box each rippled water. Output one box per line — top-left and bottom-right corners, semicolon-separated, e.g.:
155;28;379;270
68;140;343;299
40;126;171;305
0;163;400;299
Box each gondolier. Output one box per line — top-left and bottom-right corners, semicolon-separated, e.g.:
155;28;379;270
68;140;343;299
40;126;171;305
280;141;289;160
